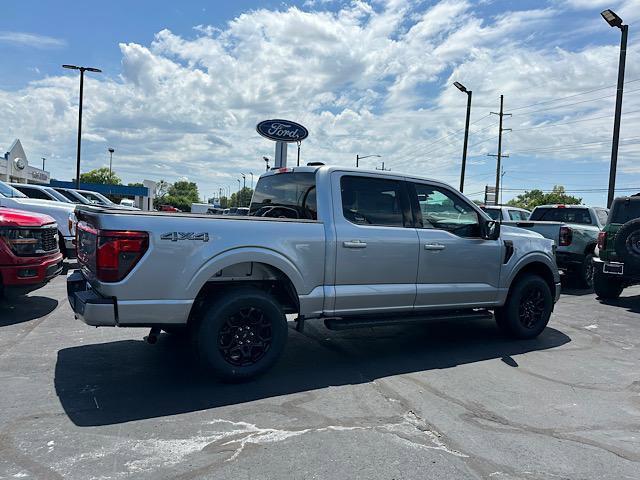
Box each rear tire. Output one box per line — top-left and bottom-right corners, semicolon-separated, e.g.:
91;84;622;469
579;253;595;289
193;287;288;381
495;274;552;339
593;269;624;299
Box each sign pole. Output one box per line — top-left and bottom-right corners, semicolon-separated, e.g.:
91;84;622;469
275;141;288;168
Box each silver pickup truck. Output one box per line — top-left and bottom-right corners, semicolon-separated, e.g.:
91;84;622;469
502;205;608;288
67;166;560;380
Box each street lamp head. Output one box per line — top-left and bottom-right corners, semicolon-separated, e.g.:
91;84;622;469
263;157;269;162
108;147;114;153
62;64;80;70
601;9;623;28
85;67;102;73
453;81;468;93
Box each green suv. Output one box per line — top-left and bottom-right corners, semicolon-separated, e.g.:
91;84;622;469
593;195;640;298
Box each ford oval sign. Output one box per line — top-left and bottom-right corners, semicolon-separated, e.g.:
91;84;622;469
256;119;308;143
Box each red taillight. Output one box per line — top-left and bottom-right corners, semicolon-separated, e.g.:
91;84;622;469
597;231;607;250
559;226;573;246
96;230;148;282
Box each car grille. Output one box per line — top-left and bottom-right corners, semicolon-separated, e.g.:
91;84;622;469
39;227;58;253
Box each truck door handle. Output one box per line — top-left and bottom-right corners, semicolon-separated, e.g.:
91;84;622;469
424;243;445;251
343;240;367;249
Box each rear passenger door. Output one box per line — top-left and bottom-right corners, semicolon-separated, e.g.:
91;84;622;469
409;181;502;309
331;173;419;315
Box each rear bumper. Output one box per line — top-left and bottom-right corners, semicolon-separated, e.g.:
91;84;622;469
1;253;63;293
67;269;193;327
67;270;117;326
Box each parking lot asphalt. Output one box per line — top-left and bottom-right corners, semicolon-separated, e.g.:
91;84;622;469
0;264;639;479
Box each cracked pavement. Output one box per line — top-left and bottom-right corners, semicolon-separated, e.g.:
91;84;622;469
1;266;639;479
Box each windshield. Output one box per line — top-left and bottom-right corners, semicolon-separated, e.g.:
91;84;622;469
250;172;317;219
609;199;640;224
55;188;91;204
80;190;114;205
530;207;592;225
0;181;27;198
45;188;73;203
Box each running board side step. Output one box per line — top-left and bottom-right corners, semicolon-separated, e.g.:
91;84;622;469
324;310;493;331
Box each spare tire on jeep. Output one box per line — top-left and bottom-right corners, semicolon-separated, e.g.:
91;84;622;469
614;219;640;269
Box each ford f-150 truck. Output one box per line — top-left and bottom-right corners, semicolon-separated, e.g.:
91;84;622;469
67;166;560;380
502;205;608;288
0;181;76;258
1;207;63;296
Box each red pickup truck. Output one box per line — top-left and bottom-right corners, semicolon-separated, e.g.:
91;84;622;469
0;207;63;296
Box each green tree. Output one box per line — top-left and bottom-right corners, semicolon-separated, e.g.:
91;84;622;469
506;185;582;211
80;167;121;185
158;181;200;212
128;182;144;187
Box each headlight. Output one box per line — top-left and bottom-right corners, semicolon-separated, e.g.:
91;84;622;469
0;229;39;256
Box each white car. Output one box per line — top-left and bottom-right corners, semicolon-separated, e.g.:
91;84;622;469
0;181;76;258
10;183;74;204
481;205;531;222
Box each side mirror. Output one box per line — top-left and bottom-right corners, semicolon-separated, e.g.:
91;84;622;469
483;220;501;240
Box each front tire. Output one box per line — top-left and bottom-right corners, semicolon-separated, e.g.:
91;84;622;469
193;287;288;381
593;269;624;299
495;274;553;339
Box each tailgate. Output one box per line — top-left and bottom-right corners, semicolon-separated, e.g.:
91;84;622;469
503;220;563;244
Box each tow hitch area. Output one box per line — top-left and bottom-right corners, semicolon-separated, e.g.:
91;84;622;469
144;327;161;344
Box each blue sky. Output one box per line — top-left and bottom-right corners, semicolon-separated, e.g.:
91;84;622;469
1;0;639;205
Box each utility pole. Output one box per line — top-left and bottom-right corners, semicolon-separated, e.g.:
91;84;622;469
488;95;511;205
375;161;390;171
42;157;46;170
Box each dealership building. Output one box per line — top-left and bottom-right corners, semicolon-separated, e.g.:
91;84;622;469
1;138;156;210
1;139;50;184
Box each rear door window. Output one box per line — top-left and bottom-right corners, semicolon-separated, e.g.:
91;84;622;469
530;207;592;224
508;209;530;221
482;208;502;221
250;172;317;219
340;176;407;227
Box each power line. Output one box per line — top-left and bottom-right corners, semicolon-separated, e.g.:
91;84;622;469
508;77;640;112
511;87;640;117
511;108;640;132
510;136;640;154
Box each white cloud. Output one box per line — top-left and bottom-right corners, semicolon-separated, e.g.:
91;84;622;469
0;0;638;204
0;31;66;49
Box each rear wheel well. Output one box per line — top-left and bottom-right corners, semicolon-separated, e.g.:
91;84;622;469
188;263;299;326
510;262;556;299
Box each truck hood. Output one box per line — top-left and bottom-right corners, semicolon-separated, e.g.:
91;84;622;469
4;197;76;213
0;207;56;227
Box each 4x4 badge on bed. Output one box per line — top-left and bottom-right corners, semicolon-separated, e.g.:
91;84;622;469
161;232;209;242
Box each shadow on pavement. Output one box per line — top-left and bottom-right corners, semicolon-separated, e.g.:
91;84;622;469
55;320;571;427
559;275;593;296
0;295;59;327
600;294;640;313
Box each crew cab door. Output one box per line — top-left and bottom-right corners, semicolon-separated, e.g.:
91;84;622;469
408;181;502;309
331;172;419;315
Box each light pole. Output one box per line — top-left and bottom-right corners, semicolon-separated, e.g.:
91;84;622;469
601;9;628;207
263;156;270;171
453;81;472;193
249;172;254;190
42;157;46;170
108;147;115;178
236;179;241;207
241;173;246;206
62;64;102;188
356;154;381;168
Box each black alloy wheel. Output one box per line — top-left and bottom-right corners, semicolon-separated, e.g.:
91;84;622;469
218;307;273;367
518;286;546;329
